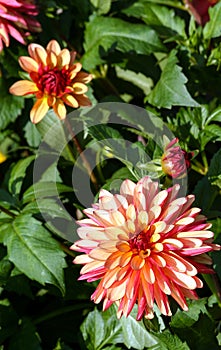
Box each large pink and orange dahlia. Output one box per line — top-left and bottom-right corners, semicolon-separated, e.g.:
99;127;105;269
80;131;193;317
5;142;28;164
9;39;92;123
72;176;220;320
0;0;41;51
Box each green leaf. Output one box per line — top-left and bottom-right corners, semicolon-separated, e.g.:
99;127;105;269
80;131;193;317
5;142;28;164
0;302;19;344
151;330;190;350
170;299;207;329
80;308;123;350
123;2;186;37
171;313;219;350
90;0;111;14
208;148;221;188
209;217;221;240
22;198;72;220
5;273;34;299
0;79;24;131
9;318;42;350
147;50;199;108
24;121;42;148
217;333;221;346
204;2;221;39
120;306;158;349
193;176;218;215
8;156;35;197
115;66;153;95
36;110;74;162
82;16;166;70
0;257;13;285
22;182;73;205
169;299;219;350
3;215;66;293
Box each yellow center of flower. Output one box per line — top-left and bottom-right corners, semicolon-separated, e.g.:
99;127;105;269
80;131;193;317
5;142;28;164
129;227;162;258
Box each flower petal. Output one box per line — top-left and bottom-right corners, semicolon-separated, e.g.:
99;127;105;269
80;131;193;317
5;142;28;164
9;80;38;96
30;98;49;124
46;39;61;55
19;56;39;72
53;100;67;120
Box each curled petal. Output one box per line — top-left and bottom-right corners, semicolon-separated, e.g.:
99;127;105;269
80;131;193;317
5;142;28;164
73;82;88;94
57;48;71;67
19;56;39;72
46;39;61;55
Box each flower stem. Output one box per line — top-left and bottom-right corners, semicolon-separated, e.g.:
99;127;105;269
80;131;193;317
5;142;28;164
203;274;221;308
201;151;208;174
60;242;76;257
33;303;93;325
65;118;99;191
191;161;207;175
0;205;16;218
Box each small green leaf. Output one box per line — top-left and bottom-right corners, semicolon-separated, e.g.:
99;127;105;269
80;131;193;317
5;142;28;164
0;257;13;285
0;302;19;344
81;307;123;350
9;318;42;350
3;215;66;293
208;148;221;188
193;176;218;215
0;78;24;131
22;182;73;205
151;329;190;350
123;2;186;37
204;2;221;39
171;312;219;350
90;0;111;14
148;50;199;108
82;16;166;70
8;156;35;197
115;66;153;95
22;198;72;220
120;307;158;349
80;309;105;350
36;110;74;162
170;299;207;329
24;121;42;148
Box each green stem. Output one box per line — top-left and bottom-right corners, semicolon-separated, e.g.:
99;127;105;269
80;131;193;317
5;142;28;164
201;151;208;174
65;118;99;191
33;303;93;325
203;274;221;308
0;205;16;218
60;242;76;257
96;150;106;184
191;162;207;175
143;0;186;10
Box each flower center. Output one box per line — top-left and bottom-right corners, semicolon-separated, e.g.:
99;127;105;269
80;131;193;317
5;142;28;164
129;228;163;258
37;68;71;96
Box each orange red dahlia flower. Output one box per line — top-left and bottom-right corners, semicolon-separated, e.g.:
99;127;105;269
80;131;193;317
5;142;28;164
72;176;220;320
0;0;41;51
9;40;93;123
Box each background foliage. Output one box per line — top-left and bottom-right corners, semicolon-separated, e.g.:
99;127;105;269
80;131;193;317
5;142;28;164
0;0;221;349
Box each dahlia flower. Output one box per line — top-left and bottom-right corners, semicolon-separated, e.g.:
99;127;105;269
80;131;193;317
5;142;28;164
0;0;41;51
72;176;220;320
9;39;92;123
161;138;193;178
184;0;219;25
